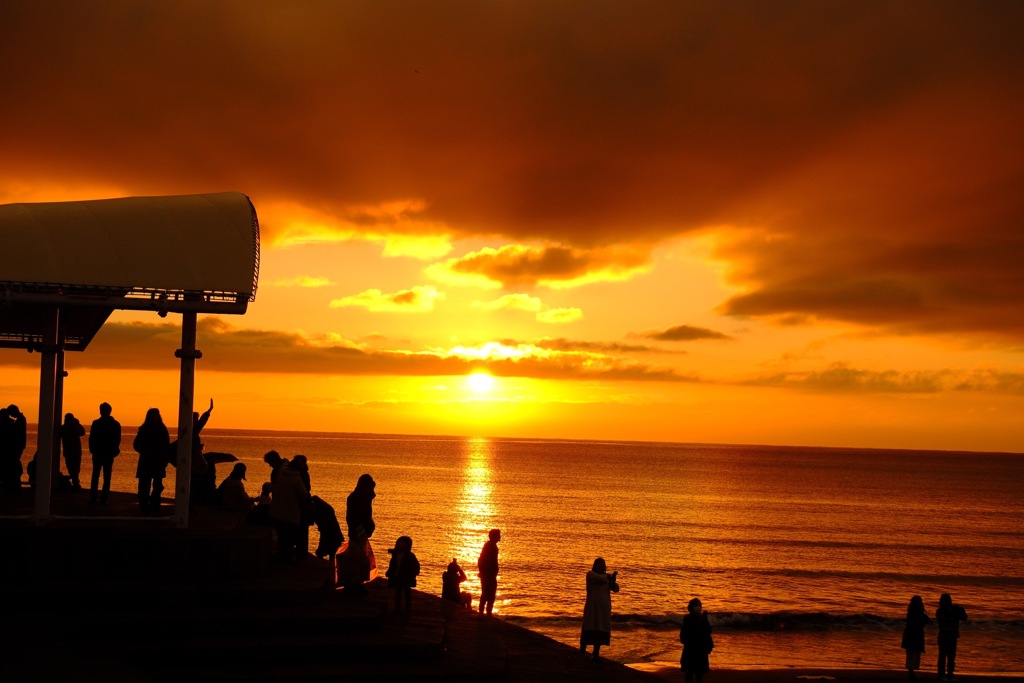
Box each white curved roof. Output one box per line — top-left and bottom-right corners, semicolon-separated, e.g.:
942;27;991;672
0;192;259;298
0;192;260;350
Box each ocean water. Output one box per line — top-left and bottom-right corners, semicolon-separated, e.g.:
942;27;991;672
33;430;1024;673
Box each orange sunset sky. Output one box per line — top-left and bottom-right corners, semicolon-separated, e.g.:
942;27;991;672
2;2;1024;451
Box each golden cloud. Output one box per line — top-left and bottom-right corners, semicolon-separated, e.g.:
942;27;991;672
260;199;453;260
329;286;445;313
536;307;583;324
474;294;544;313
270;275;334;288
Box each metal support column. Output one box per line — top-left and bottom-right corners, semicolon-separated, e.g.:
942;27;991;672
173;310;202;528
32;306;60;522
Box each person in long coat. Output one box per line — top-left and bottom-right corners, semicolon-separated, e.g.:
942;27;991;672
345;473;376;541
580;557;619;660
133;408;170;513
901;595;931;679
680;597;713;683
270;465;313;561
339;473;377;591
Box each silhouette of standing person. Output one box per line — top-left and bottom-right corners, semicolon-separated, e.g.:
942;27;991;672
680;597;713;683
385;535;420;613
189;399;215;503
289;454;311;492
901;595;931;679
346;473;376;541
580;557;619;660
477;528;501;615
263;449;289;485
133;408;170;514
0;405;27;494
288;455;313;553
267;455;312;562
340;474;377;593
936;592;968;681
0;407;9;492
59;413;85;490
311;495;343;565
88;402;121;504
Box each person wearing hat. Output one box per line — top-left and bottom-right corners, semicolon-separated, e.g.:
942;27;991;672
218;462;252;511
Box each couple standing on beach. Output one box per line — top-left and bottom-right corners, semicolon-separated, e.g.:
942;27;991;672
580;559;712;683
902;592;968;681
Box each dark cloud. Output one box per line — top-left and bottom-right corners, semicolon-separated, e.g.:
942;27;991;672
428;244;650;288
641;325;732;342
952;370;1024;395
718;234;1024;339
499;337;669;354
0;319;688;382
747;364;1024;396
2;2;1024;338
745;366;950;393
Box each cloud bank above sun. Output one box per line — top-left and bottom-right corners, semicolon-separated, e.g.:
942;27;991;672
2;2;1023;343
3;2;1024;448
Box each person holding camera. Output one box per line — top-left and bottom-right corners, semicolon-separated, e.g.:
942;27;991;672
580;557;620;660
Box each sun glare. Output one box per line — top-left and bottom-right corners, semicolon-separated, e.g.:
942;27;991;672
467;371;495;394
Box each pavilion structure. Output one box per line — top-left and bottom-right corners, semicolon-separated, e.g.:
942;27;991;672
0;192;260;528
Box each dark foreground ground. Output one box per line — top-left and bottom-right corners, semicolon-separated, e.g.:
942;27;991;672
2;490;1020;683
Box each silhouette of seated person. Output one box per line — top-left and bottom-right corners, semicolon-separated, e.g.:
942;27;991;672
442;558;472;609
218;462;252;512
25;452;74;492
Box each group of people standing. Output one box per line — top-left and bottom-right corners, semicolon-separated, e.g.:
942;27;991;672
82;400;215;512
1;399;222;514
902;593;969;681
0;401;121;502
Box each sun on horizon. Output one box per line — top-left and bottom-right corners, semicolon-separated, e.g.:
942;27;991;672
467;371;495;394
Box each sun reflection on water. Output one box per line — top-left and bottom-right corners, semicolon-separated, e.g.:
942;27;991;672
451;437;503;613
